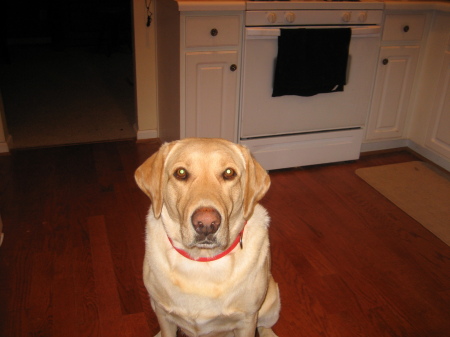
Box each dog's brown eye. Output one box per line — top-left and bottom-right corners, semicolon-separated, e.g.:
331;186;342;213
174;168;188;180
223;168;236;180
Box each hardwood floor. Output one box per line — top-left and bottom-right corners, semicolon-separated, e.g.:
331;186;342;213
0;141;449;337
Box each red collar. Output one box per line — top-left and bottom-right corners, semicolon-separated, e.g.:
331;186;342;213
168;224;246;262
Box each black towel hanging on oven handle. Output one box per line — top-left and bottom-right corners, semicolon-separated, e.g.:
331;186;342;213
272;28;352;97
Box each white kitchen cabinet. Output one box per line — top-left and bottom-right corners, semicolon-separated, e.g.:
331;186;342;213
366;45;420;140
155;0;244;143
180;13;243;142
365;13;427;141
184;15;241;49
184;50;240;140
180;13;242;142
400;10;450;171
423;23;450;159
382;13;426;42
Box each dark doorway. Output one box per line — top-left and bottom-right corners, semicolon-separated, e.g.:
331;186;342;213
0;0;136;149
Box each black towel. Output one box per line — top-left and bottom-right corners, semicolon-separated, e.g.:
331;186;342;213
272;28;352;97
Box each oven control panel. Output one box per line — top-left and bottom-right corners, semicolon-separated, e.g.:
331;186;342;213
246;10;383;26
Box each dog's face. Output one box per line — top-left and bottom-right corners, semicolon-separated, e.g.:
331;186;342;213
135;138;270;258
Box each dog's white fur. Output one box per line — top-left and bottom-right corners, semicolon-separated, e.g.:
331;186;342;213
135;138;280;337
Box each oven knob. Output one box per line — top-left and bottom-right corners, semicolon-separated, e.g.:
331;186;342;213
267;12;277;24
358;11;368;23
285;12;296;24
341;12;352;23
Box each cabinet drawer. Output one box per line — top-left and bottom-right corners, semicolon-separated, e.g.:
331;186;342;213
383;14;426;42
185;16;241;48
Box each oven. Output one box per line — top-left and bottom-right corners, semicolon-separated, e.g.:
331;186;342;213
239;1;384;170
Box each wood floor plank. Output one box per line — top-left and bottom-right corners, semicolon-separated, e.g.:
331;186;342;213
87;215;123;336
120;312;152;337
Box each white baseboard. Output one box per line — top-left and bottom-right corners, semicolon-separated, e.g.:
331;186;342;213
362;139;450;172
0;142;9;154
408;141;450;172
361;139;409;153
137;129;158;140
0;135;12;153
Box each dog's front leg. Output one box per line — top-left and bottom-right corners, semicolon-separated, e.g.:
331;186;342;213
154;305;178;337
257;327;279;337
233;315;258;337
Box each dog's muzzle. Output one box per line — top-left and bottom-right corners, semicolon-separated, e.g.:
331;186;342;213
191;207;221;245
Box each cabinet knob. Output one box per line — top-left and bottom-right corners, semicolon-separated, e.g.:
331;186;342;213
230;64;237;72
403;25;410;33
382;58;389;65
210;28;218;37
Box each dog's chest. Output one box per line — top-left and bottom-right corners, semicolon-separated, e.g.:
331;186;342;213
162;302;249;337
149;258;267;334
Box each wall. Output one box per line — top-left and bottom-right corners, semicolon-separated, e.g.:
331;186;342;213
133;0;158;140
0;91;11;153
0;213;3;247
155;0;180;142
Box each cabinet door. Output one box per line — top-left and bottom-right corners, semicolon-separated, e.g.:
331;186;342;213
366;46;420;140
184;51;239;142
425;50;450;159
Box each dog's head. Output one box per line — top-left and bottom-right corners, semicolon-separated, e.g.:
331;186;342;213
135;138;270;258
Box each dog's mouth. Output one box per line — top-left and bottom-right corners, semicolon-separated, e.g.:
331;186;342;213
192;234;220;248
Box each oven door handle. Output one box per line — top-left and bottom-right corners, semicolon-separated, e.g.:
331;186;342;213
245;26;381;40
246;28;280;39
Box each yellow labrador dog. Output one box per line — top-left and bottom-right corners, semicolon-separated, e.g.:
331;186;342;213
135;138;280;337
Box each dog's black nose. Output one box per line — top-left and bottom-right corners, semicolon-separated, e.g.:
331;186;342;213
191;207;221;235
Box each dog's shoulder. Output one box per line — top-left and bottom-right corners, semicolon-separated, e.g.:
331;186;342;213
249;204;270;228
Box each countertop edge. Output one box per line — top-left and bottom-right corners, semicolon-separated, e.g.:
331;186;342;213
176;1;450;13
177;1;246;11
385;1;450;12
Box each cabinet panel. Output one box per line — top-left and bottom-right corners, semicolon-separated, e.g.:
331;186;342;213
184;51;239;142
185;16;241;48
366;46;420;140
383;14;426;42
425;51;450;158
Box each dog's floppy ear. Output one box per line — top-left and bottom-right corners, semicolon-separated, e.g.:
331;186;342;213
239;145;271;220
135;142;174;218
